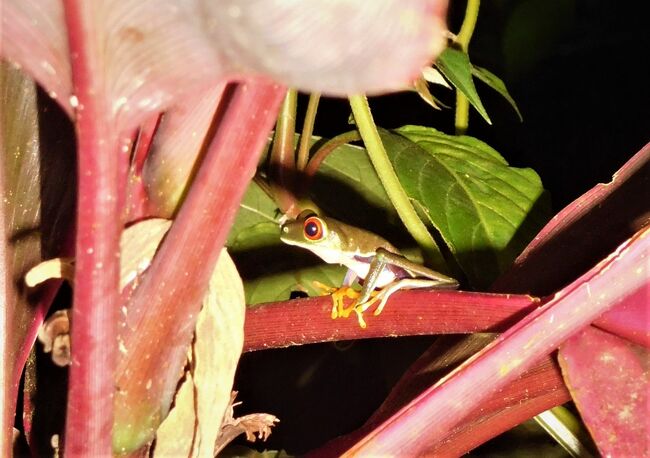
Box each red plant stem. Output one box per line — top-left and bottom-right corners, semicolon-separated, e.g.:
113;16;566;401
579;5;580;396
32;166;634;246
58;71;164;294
62;1;122;454
114;81;285;450
270;91;299;216
426;356;570;456
243;291;538;352
343;227;649;456
309;355;570;457
300;130;361;194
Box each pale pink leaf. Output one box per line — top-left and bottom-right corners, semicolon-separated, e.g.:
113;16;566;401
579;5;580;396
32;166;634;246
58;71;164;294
559;326;649;456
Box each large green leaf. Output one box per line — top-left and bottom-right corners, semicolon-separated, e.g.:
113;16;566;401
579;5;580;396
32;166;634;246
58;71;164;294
311;140;397;228
435;47;491;124
383;125;548;288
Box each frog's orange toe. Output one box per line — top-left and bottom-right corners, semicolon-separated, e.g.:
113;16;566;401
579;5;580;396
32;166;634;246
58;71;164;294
312;280;337;296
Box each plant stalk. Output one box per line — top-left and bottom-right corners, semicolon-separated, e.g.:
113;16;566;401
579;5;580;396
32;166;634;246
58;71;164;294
243;291;537;352
301;130;361;193
62;1;122;455
270;89;298;216
454;0;480;135
349;94;446;270
297;92;321;171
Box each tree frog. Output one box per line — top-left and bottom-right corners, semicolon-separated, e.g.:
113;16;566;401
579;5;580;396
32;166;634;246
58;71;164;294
280;211;459;328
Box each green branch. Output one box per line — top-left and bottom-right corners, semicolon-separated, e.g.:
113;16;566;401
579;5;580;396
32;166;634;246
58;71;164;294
297;92;321;171
349;95;445;270
454;0;480;135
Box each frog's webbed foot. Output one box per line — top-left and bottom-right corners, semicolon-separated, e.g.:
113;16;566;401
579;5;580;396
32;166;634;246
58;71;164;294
331;287;363;320
311;281;361;320
312;281;381;328
312;280;338;296
349;295;382;328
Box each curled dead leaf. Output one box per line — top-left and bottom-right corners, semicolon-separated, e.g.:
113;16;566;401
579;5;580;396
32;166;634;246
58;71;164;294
412;67;450;110
214;392;280;456
37;309;71;367
119;218;173;290
192;248;246;457
51;434;60;458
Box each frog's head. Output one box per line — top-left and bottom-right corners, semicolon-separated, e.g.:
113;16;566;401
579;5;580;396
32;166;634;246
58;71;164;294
280;210;346;263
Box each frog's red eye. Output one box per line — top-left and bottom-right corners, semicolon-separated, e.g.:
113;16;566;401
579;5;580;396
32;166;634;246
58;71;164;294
303;217;324;240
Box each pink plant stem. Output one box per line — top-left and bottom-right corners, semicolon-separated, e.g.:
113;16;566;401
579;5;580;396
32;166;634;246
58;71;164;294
62;1;123;454
343;227;649;456
309;355;570;457
244;291;537;352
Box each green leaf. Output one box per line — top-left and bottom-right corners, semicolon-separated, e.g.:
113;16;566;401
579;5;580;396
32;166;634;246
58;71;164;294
227;180;280;252
383;126;548;288
312;141;395;225
472;65;523;121
245;262;346;306
435;47;491;124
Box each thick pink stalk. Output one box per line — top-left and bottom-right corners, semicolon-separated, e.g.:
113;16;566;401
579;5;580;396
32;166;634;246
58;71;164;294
310;355;570;457
63;1;122;454
113;80;285;452
244;291;537;352
344;227;648;456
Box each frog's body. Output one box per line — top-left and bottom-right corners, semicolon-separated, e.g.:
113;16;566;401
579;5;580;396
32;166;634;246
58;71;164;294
280;212;459;327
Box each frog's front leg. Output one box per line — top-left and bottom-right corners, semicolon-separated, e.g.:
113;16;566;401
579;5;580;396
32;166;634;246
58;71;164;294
348;249;396;327
354;248;459;322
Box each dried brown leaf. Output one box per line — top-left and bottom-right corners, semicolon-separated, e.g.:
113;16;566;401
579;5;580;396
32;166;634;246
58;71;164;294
214;392;280;456
37;310;71;367
192;249;246;457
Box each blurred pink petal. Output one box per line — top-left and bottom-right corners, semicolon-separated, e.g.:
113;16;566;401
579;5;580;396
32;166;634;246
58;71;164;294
3;0;449;131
